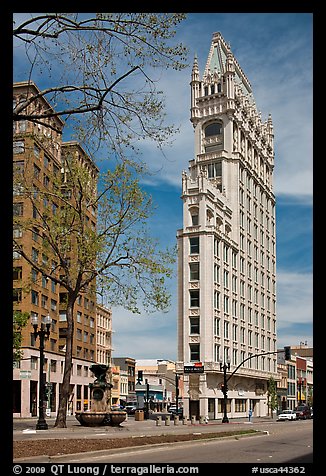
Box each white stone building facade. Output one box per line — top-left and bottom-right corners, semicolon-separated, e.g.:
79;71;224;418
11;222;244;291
177;32;278;420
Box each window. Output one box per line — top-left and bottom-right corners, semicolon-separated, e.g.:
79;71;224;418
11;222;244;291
44;155;50;169
13;203;23;216
51;280;56;293
31;356;38;370
31;269;38;283
33;164;41;180
43;175;50;188
13;288;22;302
232;251;237;268
214;317;220;336
214;291;220;309
59;292;67;303
34;144;40;158
31;290;39;305
190;317;200;334
232;323;238;341
189;208;199;226
41;295;48;308
13;266;22;280
224;244;229;263
205;123;222;137
42;275;48;288
189;262;200;281
190;343;200;361
214;344;220;362
207;162;222;178
59;311;67;322
223;270;229;288
13;140;25;154
224;321;229;339
189;290;200;307
189;236;199;254
13;227;23;238
224;295;229;314
50;360;57;372
214;264;219;283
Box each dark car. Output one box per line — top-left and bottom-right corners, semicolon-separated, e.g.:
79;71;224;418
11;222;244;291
168;405;183;418
295;405;311;420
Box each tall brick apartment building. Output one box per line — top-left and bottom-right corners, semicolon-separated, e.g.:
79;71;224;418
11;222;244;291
13;81;112;417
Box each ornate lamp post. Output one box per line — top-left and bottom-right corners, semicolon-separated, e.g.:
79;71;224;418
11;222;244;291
298;377;303;406
31;313;51;430
144;379;150;419
220;359;230;423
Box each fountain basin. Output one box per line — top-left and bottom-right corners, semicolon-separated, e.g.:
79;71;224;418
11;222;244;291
109;411;127;426
75;411;127;426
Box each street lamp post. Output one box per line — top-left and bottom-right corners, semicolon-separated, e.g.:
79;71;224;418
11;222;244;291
220;360;230;423
144;379;150;419
175;374;180;415
298;377;302;406
31;313;51;430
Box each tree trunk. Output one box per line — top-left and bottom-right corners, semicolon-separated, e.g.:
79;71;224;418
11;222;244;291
54;296;75;428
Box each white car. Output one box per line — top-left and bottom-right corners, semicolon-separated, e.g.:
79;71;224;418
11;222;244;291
277;409;297;421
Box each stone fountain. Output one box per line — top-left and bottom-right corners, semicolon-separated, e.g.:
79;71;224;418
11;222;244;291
75;363;127;426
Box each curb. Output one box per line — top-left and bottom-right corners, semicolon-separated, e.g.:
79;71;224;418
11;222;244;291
13;429;267;463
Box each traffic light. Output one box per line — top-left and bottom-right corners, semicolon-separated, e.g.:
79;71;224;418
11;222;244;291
284;346;291;360
137;370;143;382
221;383;228;395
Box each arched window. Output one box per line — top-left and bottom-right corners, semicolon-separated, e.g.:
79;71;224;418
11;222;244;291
189;207;199;226
205;122;222;137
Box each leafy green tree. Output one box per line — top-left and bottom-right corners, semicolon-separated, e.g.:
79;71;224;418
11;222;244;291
267;376;278;418
14;155;175;427
13;310;29;363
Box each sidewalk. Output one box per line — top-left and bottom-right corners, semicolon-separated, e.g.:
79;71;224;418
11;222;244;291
13;414;273;441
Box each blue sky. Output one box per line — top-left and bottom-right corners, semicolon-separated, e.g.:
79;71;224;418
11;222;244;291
13;13;313;360
109;13;313;360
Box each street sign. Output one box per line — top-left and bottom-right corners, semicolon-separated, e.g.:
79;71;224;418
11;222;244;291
20;370;31;379
184;363;204;373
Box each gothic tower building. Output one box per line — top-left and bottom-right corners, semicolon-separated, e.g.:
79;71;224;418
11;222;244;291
177;32;277;420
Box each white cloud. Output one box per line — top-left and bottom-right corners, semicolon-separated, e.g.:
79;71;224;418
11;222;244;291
276;270;313;348
110;305;177;360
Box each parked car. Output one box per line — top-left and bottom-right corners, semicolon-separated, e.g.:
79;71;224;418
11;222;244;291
124;405;137;415
168;405;183;417
277;409;297;421
295;405;312;420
